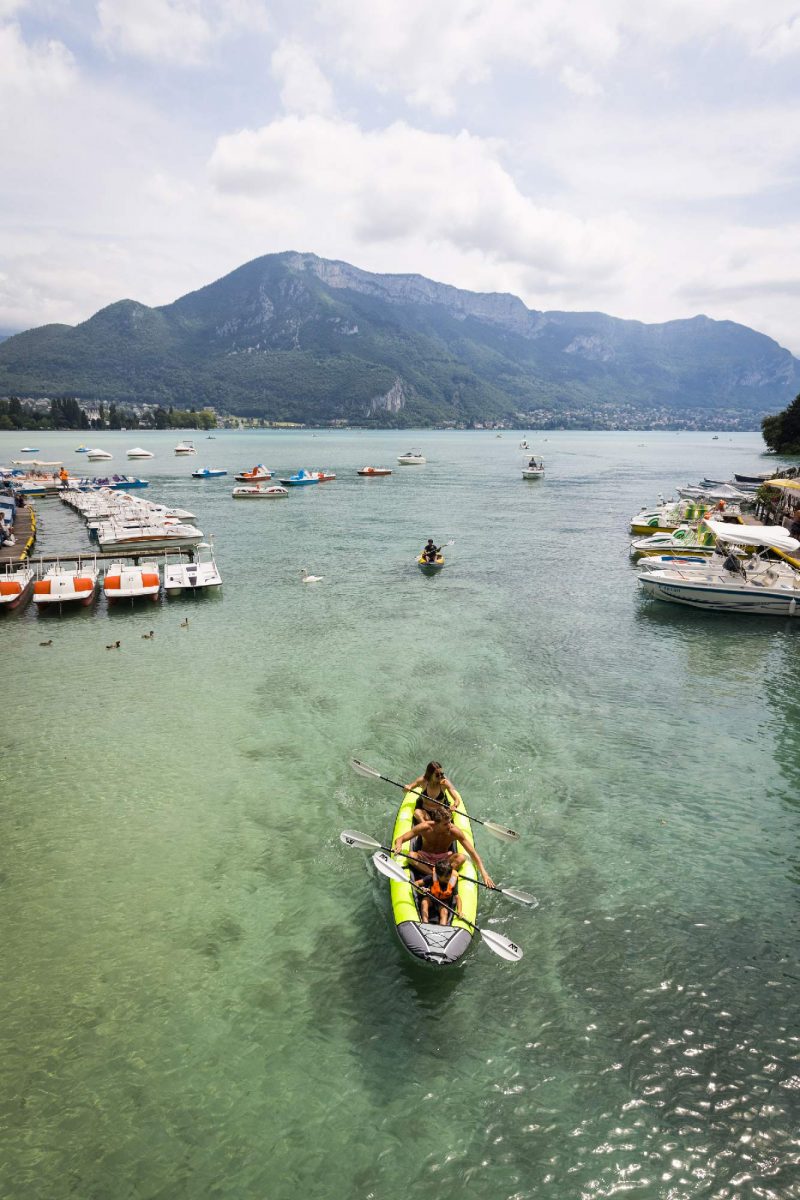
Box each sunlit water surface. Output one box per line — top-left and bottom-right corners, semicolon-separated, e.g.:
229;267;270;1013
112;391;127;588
1;430;798;1200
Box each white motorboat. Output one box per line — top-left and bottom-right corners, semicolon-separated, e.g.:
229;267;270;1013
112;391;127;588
103;561;161;602
174;441;197;455
397;450;426;465
232;484;289;498
522;455;545;479
127;447;154;459
87;449;113;461
163;543;222;594
33;561;99;607
0;563;34;609
96;522;204;552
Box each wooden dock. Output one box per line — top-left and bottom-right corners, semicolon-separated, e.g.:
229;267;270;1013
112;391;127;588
0;504;36;565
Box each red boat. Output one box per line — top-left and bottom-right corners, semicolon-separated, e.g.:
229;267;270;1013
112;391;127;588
357;466;392;476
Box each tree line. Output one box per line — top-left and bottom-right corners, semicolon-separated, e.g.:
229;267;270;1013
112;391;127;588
0;396;216;432
762;392;800;455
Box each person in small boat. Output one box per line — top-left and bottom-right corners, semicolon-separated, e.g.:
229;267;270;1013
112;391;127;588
422;539;441;562
394;802;494;889
418;859;463;926
406;761;462;822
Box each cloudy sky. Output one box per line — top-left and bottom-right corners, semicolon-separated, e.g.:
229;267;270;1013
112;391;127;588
3;0;800;350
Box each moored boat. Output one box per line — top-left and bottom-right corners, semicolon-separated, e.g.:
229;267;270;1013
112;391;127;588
33;561;99;607
231;484;288;498
388;787;478;966
103;561;161;602
174;441;196;455
163;543;222;594
0;563;34;610
87;449;113;461
127;447;154;459
357;466;392;476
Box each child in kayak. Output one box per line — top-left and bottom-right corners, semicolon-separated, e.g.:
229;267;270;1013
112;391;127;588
406;761;463;824
418;859;463;926
394;802;494;889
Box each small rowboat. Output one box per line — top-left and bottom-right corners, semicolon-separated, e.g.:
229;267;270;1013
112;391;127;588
191;467;227;478
418;554;445;574
232;485;289;498
388;787;477;966
357;466;392;476
235;465;272;482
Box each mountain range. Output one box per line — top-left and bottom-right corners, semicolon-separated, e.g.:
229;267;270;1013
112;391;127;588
1;251;798;429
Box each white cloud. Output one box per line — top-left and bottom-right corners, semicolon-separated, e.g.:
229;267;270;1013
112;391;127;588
0;20;76;95
96;0;269;65
559;64;602;96
271;39;334;116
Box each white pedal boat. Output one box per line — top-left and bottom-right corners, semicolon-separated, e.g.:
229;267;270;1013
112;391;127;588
103;561;161;602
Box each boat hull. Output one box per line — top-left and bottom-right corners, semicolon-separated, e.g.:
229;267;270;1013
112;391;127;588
639;574;800;615
357;468;392;476
418;555;445;573
388;788;477;966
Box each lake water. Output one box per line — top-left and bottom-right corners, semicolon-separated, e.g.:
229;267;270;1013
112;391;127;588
1;429;798;1200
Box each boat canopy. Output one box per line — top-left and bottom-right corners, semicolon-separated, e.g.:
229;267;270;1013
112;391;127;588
703;519;800;551
764;478;800;493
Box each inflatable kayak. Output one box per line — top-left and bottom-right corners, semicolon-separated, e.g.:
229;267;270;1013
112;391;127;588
389;787;478;966
418;554;445;574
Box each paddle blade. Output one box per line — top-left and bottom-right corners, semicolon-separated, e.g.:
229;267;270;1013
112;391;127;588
372;850;408;884
350;757;383;780
483;820;520;843
480;928;523;962
499;886;538;908
340;830;380;850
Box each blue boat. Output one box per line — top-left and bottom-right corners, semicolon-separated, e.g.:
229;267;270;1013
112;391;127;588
75;446;90;453
191;467;228;479
279;469;318;486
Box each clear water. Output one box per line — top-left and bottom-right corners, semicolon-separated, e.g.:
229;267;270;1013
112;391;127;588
1;430;798;1200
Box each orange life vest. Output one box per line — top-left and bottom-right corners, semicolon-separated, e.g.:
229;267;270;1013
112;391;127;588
430;872;458;903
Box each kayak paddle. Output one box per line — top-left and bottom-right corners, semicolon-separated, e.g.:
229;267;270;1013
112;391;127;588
339;830;537;907
349;758;519;842
371;851;523;963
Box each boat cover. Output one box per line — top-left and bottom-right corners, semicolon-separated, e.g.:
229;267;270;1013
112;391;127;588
704;519;800;551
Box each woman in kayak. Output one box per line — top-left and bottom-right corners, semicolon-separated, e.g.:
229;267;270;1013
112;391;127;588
406;761;462;823
394;802;494;889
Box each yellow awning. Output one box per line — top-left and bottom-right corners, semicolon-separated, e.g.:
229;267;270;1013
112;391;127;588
764;478;800;492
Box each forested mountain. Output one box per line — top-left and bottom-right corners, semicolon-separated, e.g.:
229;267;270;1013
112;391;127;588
1;251;798;428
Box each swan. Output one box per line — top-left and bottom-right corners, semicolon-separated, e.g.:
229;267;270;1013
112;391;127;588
300;568;324;583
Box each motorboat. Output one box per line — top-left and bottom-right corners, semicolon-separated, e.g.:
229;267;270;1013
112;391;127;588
418;553;445;574
234;465;272;482
127;447;154;459
96;522;204;552
87;449;113;461
638;523;800;615
232;484;288;498
357;466;392;476
397;450;426;465
20;447;39;453
0;563;34;610
191;467;227;478
33;561;99;607
163;543;222;594
174;441;196;455
75;446;89;453
522;456;545;479
279;469;318;486
677;483;747;502
312;470;336;482
103;561;161;603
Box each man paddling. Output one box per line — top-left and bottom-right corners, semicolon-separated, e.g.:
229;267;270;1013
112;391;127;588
422;538;441;563
394;803;495;889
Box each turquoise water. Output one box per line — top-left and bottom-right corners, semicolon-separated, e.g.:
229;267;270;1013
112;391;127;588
1;430;798;1200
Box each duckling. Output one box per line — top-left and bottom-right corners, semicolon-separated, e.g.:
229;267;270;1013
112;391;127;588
300;568;324;583
180;618;189;628
39;639;53;647
141;630;155;639
105;640;121;650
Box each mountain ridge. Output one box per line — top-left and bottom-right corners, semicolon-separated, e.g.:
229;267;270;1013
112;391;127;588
0;251;797;428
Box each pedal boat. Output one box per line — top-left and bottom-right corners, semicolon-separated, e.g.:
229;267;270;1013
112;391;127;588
279;469;318;486
33;562;99;607
357;466;392;476
103;561;160;602
0;564;35;610
234;465;272;482
191;467;227;478
388;787;477;966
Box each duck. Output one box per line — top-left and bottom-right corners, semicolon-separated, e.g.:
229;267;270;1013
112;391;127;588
106;641;121;650
300;569;324;583
180;618;189;628
39;639;53;647
141;630;154;639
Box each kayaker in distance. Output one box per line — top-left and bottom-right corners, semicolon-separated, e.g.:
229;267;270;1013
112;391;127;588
418;860;463;926
422;539;441;562
394;803;495;889
406;760;462;823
